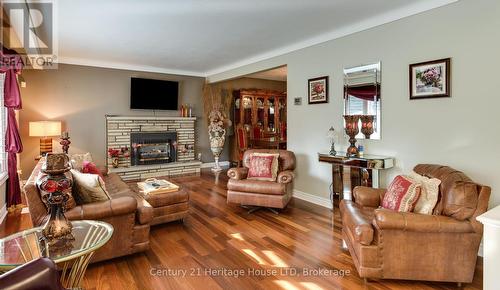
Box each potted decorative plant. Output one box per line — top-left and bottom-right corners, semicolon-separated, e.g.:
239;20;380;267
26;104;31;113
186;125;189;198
108;148;121;168
108;147;130;168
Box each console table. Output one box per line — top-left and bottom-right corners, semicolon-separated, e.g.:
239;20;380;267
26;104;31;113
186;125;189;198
318;152;394;201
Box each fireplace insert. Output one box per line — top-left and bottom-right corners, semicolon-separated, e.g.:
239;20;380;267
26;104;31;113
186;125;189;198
130;132;177;166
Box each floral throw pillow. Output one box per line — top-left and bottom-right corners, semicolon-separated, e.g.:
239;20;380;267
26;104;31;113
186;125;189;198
381;175;422;212
409;171;441;215
247;153;279;181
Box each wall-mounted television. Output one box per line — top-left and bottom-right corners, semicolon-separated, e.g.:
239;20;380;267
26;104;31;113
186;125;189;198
130;78;179;110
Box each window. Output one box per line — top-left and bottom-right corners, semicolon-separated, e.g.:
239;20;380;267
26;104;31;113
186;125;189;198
0;73;7;174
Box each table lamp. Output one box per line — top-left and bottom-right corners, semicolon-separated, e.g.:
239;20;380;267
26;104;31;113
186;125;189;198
327;126;337;156
29;121;62;156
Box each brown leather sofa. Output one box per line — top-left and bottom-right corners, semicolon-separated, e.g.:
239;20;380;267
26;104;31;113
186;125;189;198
227;149;296;210
24;161;153;263
340;164;490;284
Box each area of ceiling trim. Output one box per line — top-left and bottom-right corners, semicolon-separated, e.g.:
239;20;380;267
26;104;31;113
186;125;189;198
57;56;206;77
57;0;458;78
205;0;459;77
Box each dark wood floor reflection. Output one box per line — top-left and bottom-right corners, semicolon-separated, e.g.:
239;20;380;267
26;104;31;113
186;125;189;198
2;169;482;290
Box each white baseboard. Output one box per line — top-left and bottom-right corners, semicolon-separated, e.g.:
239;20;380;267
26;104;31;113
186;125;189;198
478;241;483;257
201;161;230;169
0;204;7;225
293;189;332;209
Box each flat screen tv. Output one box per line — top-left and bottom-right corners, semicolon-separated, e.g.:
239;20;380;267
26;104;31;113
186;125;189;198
130;78;179;110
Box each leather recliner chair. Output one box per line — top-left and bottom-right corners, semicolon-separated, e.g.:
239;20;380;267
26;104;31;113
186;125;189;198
227;149;296;211
340;164;490;284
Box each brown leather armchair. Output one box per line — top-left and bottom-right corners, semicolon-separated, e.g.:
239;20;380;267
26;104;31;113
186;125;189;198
227;149;296;212
340;164;490;284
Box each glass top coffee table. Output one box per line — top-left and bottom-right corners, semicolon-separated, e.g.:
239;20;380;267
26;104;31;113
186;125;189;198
0;220;113;288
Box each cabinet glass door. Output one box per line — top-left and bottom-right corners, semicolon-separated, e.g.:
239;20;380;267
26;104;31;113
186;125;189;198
278;97;286;138
266;97;276;133
234;97;241;125
255;97;265;138
242;96;252;128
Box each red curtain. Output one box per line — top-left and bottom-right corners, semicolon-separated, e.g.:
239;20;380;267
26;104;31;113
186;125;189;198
344;84;380;101
1;52;23;207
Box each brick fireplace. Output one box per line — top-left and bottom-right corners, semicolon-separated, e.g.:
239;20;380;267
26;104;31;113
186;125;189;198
106;115;201;180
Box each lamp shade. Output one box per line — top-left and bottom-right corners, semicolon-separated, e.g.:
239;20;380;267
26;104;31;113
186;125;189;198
29;121;62;137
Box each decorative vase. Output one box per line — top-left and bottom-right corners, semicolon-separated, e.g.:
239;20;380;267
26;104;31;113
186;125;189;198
112;157;119;168
344;115;360;157
208;109;227;172
37;154;74;244
360;115;375;139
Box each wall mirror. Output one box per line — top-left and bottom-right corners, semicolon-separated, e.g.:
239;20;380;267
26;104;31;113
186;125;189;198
343;62;381;140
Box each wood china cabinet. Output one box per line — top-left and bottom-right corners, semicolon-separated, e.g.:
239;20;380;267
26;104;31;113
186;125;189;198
233;89;287;142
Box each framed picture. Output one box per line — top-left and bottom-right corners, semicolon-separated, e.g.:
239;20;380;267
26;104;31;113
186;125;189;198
409;58;450;99
308;76;328;104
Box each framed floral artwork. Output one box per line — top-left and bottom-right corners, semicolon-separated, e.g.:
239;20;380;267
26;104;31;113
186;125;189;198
308;76;328;104
409;58;451;99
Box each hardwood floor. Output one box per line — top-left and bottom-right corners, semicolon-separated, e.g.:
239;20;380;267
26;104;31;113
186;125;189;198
2;169;483;290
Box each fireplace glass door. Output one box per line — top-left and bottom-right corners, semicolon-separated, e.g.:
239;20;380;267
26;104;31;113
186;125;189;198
131;132;177;166
137;143;171;163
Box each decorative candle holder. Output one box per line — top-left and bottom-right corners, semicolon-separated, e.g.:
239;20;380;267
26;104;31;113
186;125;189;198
360;115;375;139
344;115;360;157
59;132;71;154
38;154;74;245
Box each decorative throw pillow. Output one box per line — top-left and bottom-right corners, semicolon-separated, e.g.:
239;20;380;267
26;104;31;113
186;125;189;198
409;171;441;215
81;161;103;178
381;175;422;212
37;171;77;210
70;169;110;205
247;153;279;181
70;153;93;171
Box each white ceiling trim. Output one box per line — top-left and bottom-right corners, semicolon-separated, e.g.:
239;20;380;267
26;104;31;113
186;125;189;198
57;56;206;77
205;0;459;77
57;0;458;78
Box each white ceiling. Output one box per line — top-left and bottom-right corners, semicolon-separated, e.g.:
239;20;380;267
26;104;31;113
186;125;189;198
244;66;287;82
57;0;458;76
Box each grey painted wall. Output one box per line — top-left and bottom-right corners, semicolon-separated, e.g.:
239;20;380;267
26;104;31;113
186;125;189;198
20;64;205;178
208;0;500;207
